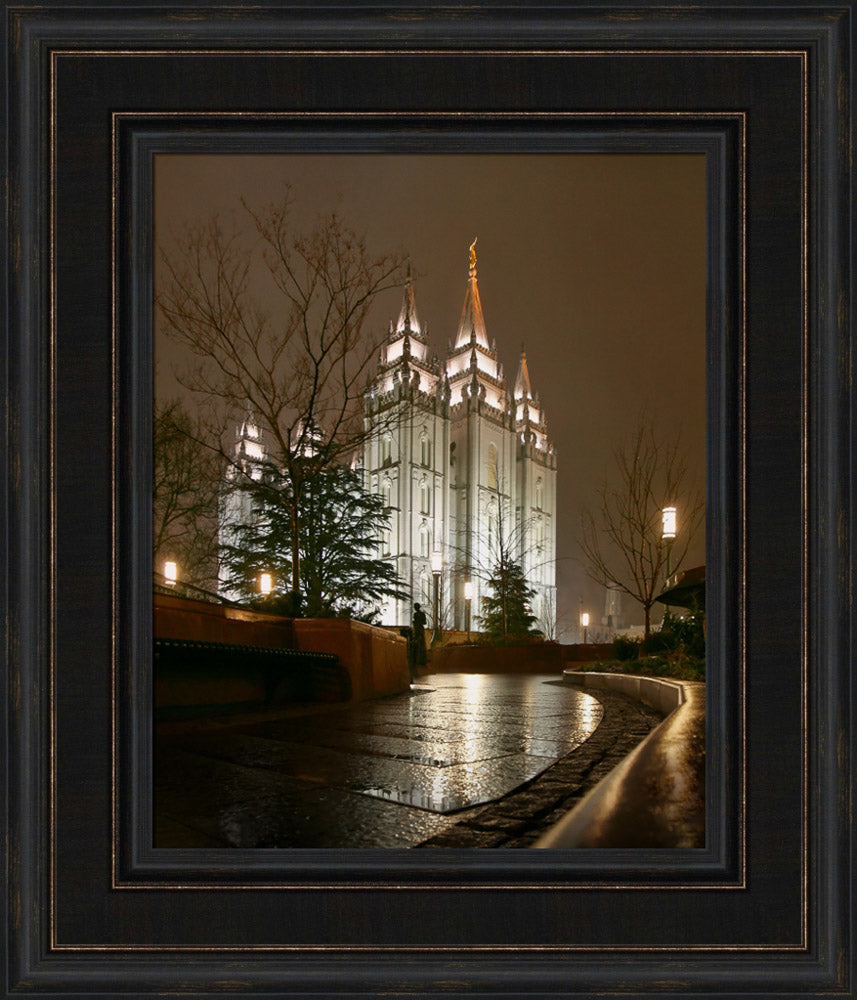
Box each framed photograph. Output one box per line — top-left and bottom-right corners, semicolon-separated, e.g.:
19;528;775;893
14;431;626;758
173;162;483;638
5;3;852;997
150;149;708;852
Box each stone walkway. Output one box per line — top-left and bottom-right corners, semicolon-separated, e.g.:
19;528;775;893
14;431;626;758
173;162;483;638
154;673;662;849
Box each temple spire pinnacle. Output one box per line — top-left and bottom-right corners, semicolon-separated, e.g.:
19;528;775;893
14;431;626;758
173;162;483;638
454;239;488;349
515;347;534;401
395;266;420;335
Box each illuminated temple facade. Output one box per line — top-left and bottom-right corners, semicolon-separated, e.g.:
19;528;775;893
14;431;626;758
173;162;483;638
361;242;557;631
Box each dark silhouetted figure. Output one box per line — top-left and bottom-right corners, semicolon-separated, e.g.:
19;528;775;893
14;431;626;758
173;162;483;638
410;602;428;676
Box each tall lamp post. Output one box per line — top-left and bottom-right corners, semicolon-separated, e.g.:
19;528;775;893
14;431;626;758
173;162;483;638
464;580;473;642
430;550;443;645
580;611;590;645
662;506;677;582
662;505;677;618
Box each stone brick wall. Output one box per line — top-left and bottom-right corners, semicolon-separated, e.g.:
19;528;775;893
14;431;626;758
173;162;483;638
293;618;409;701
153;594;409;704
154;592;295;648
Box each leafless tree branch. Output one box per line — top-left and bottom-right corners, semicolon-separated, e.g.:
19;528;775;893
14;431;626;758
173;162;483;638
577;416;704;637
157;191;408;597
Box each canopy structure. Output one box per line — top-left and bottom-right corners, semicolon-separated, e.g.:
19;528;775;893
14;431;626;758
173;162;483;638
655;565;705;610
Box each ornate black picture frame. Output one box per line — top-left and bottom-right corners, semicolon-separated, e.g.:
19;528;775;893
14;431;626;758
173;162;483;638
4;3;853;996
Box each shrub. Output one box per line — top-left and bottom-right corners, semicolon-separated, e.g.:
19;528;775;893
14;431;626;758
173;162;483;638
613;635;640;661
641;629;670;655
625;652;705;682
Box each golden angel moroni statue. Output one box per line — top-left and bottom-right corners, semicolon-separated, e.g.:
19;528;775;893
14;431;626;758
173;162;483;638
469;237;478;271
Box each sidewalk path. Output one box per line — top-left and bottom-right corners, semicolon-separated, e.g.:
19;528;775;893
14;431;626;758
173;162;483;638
155;673;661;849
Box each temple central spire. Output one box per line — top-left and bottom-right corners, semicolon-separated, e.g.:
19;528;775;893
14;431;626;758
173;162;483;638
455;238;488;349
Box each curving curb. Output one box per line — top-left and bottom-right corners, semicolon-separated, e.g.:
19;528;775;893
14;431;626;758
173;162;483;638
533;671;705;848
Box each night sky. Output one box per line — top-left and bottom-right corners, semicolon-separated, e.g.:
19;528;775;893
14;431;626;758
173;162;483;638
154;153;706;637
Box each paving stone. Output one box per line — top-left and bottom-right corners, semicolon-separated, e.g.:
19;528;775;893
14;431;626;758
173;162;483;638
463;815;530;834
420;827;509;848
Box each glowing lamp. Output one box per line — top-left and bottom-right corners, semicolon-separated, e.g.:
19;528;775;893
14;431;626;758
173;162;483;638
463;579;473;641
259;572;273;595
662;506;677;540
163;561;177;586
430;551;443;576
580;612;590;628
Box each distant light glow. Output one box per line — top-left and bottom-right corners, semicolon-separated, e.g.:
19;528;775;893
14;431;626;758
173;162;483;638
662;506;677;539
163;561;177;585
430;550;443;575
580;611;590;628
259;572;273;595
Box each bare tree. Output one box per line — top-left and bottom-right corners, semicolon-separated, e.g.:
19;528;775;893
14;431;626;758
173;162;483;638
539;588;559;642
416;564;466;636
157;192;408;602
153;399;220;589
466;486;545;642
578;418;704;637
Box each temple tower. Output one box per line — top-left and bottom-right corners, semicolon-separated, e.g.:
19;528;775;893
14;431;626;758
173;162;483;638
362;242;557;633
217;405;267;601
362;269;450;625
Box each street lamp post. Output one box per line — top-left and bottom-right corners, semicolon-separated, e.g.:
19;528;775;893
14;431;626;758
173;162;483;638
163;561;178;586
580;611;590;645
259;572;273;597
464;579;473;642
430;551;443;645
662;506;677;618
662;506;677;583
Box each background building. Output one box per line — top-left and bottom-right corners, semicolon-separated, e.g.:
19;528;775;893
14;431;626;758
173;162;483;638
218;408;267;601
362;244;557;632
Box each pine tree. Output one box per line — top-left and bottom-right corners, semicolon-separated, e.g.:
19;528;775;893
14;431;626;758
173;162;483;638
219;461;408;621
478;559;542;643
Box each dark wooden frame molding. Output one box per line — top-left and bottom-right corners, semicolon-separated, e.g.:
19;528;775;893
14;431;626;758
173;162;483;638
4;3;852;997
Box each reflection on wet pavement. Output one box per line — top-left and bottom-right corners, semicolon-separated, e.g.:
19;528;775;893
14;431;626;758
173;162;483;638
155;673;604;848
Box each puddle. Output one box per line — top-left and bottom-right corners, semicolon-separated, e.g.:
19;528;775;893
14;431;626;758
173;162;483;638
358;785;485;813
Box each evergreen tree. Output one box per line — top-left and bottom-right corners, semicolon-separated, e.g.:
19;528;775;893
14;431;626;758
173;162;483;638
478;559;542;643
219;461;408;621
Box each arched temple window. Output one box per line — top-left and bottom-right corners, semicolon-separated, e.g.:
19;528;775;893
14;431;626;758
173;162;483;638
420;434;431;467
420;524;431;559
420;478;431;514
486;443;498;489
535;477;543;510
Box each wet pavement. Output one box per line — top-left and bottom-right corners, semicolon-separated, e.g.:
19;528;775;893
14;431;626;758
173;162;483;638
155;673;658;849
